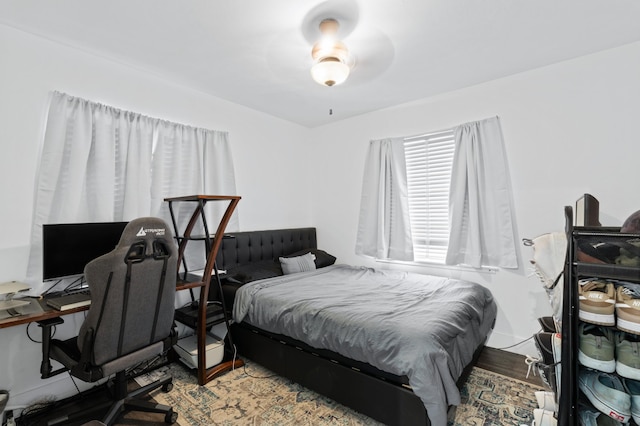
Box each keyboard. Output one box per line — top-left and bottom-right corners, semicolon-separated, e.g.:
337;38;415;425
46;290;92;311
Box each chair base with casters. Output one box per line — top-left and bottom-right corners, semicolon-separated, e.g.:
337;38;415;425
37;319;178;425
100;370;177;425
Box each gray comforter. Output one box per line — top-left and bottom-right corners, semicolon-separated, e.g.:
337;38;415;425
233;264;497;425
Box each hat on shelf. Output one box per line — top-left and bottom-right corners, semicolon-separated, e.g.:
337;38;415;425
577;209;640;266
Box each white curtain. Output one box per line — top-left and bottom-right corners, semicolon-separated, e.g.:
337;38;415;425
446;116;518;268
355;138;414;261
151;121;238;271
26;92;237;294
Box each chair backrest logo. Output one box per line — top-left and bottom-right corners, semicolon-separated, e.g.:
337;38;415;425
136;227;165;237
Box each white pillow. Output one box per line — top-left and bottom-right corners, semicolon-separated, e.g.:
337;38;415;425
279;252;317;275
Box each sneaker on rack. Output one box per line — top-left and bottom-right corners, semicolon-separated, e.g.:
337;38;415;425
552;332;561;396
535;391;558;412
534;332;560;393
578;369;631;423
579;279;616;326
578;323;616;373
538;316;558;333
623;378;640;425
615;331;640;380
616;282;640;335
533;408;557;426
615;239;640;267
579;404;623;426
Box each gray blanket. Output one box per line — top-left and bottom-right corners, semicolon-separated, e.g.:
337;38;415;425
233;264;497;425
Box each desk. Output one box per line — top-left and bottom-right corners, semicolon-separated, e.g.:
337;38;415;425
0;298;88;329
0;281;194;329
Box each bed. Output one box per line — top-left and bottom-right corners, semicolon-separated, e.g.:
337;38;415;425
213;227;497;426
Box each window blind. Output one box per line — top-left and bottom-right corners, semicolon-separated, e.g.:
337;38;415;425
404;129;455;263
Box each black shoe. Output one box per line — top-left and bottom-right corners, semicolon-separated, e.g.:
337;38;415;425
534;332;560;393
538;316;557;333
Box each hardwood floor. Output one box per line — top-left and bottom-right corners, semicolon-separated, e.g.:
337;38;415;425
477;346;544;386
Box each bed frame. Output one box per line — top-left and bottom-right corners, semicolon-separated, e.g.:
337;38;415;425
215;227;485;426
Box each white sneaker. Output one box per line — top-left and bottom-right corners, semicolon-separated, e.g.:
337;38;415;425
579;404;623;425
623;378;640;425
578;370;631;423
533;408;557;426
535;391;558;412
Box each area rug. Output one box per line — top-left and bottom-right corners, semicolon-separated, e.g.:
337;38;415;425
150;361;542;425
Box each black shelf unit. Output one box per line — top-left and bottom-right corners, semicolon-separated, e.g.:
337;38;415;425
560;206;640;425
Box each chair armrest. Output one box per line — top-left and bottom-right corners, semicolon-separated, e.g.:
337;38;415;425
37;317;66;379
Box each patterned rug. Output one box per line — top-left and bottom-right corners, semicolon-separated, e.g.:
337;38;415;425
150;361;542;425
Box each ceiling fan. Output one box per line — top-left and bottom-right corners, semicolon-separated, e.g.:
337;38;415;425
265;0;395;89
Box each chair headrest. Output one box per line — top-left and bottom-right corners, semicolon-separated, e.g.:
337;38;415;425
116;217;174;261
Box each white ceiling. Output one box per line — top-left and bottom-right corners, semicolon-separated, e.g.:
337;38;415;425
2;1;640;128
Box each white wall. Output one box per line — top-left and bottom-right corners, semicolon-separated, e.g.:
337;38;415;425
0;24;314;411
309;40;640;355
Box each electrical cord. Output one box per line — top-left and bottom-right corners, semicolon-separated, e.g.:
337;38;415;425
26;322;56;344
127;354;169;379
40;276;89;298
492;323;556;351
492;327;556;381
242;361;277;379
221;342;274;378
231;343;238;371
40;279;62;296
63;276;87;293
68;372;81;394
492;334;535;350
62;276;83;292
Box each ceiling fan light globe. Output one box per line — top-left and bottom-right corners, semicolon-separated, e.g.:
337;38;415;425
311;58;350;87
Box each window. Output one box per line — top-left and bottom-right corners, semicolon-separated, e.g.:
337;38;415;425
26;92;237;295
403;128;455;263
357;117;516;268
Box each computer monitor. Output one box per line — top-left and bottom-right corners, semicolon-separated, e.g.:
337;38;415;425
42;221;128;280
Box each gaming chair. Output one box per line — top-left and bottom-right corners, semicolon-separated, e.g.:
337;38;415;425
40;217;178;425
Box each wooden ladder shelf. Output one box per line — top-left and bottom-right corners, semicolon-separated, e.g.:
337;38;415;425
165;194;243;385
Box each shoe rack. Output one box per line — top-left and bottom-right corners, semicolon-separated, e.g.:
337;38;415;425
560;206;640;425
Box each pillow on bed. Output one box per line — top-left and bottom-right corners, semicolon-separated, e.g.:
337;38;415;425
279;249;337;268
223;260;283;284
279;252;317;275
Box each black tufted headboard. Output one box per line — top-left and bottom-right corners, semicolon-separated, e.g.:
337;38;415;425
214;227;317;271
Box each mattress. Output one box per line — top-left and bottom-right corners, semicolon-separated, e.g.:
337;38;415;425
233;264;497;425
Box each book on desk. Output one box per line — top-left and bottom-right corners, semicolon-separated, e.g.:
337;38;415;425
45;289;92;311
